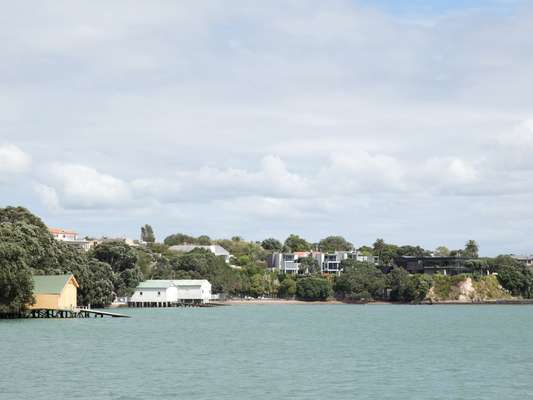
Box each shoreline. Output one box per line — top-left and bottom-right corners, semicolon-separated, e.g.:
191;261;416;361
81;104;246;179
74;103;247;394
222;298;533;306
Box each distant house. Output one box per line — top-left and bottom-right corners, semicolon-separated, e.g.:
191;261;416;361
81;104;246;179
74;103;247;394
394;256;477;275
49;227;92;251
511;255;533;267
168;244;231;263
267;251;377;274
30;274;79;310
129;279;212;307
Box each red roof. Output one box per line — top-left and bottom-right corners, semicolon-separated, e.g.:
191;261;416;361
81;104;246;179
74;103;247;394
49;227;78;235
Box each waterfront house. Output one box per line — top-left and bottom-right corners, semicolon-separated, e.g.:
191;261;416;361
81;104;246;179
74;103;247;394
30;274;79;310
129;279;212;307
267;250;378;274
394;256;476;275
168;244;231;263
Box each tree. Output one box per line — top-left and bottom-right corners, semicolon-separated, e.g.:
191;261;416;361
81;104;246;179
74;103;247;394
284;234;311;252
141;224;155;243
163;233;197;246
261;238;283;252
335;260;386;301
318;236;353;252
388;267;432;303
296;276;332;301
278;276;297;298
297;255;320;274
0;243;34;314
464;240;479;258
434;246;450;257
90;241;138;273
197;235;211;245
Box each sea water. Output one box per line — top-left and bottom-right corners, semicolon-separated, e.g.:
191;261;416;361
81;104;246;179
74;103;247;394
1;304;532;400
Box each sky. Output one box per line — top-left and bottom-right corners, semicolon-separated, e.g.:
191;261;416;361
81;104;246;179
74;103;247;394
1;0;533;255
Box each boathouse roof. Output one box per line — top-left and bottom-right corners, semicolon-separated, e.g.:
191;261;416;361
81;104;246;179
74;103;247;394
32;274;79;294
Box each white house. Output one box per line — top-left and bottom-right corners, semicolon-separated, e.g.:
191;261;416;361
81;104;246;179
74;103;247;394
128;279;212;307
168;244;231;263
129;280;178;306
49;227;92;252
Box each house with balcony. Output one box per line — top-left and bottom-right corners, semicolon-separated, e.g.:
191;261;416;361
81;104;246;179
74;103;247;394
48;227;92;252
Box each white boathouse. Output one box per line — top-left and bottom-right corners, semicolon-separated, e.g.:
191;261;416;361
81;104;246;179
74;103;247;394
129;279;212;307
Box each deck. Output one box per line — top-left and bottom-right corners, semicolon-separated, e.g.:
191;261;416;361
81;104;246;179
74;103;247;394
0;308;131;319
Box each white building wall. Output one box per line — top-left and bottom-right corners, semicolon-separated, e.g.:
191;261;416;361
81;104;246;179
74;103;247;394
130;286;177;303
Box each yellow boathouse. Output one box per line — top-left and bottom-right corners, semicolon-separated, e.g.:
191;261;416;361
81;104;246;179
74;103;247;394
31;274;79;310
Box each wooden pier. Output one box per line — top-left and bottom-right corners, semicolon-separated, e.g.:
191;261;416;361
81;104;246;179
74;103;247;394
1;308;130;319
127;301;228;308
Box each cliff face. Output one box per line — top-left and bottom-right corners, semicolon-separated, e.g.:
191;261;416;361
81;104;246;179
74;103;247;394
426;275;512;302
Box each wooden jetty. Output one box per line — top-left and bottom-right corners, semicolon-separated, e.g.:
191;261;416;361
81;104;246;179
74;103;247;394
127;301;228;308
1;308;130;319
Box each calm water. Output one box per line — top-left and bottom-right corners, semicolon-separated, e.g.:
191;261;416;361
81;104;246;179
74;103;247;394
1;304;533;400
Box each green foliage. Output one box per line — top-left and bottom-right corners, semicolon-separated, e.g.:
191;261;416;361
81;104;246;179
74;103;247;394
284;234;311;252
140;224;155;243
434;246;450;257
216;238;267;265
261;238;283;252
334;262;386;301
296;276;333;301
318;236;353;252
278;276;297;298
90;241;138;273
0;207;115;310
494;263;533;298
164;233;210;246
298;255;320;274
388;268;432;303
463;240;479;258
0;243;34;314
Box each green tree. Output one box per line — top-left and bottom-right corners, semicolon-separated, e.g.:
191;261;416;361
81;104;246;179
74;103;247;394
284;234;311;252
335;261;386;301
141;224;155;243
318;236;353;252
388;267;432;303
297;255;320;274
163;233;197;246
464;240;479;258
261;238;283;252
90;241;138;273
249;274;265;298
0;243;34;314
278;276;297;298
434;246;450;257
296;276;332;301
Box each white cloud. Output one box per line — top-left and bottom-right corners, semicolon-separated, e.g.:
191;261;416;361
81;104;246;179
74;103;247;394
0;144;31;182
39;163;132;209
2;1;533;254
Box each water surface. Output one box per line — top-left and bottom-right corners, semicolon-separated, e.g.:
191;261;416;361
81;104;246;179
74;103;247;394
1;305;532;399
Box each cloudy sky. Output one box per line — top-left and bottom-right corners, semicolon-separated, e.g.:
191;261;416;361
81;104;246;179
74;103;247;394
1;0;533;255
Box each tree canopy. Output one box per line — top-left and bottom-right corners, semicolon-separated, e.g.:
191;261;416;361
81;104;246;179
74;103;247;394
318;236;353;252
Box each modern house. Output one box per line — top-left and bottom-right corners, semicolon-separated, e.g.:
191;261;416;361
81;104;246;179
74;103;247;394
30;274;79;310
267;251;377;274
128;279;212;307
511;255;533;267
49;227;92;251
394;256;476;275
168;244;231;263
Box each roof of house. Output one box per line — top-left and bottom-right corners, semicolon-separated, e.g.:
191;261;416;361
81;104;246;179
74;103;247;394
49;227;77;235
168;244;230;256
32;274;79;294
136;279;211;289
